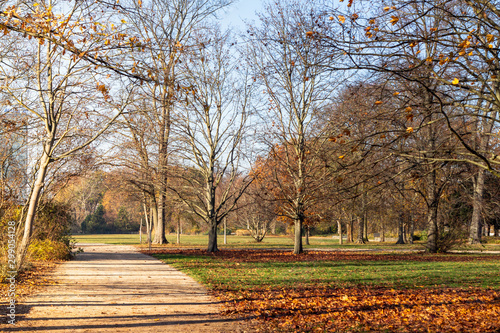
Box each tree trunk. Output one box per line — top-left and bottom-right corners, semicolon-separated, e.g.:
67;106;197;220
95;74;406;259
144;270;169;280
305;225;310;245
16;147;51;270
223;217;227;245
143;201;152;250
176;214;181;245
347;217;354;243
426;170;439;253
151;199;160;243
337;219;343;245
396;213;405;244
207;219;218;252
154;193;168;244
140;218;143;244
381;220;385;242
363;210;368;242
427;203;439;253
356;216;365;244
293;217;303;254
409;215;414;244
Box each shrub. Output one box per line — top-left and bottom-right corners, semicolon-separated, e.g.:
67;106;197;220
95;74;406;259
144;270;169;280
28;239;72;261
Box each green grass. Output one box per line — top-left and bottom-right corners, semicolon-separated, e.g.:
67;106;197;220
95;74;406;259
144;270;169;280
71;233;427;250
153;252;500;290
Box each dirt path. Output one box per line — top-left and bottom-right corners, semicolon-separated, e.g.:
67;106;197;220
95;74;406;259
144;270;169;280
5;244;248;332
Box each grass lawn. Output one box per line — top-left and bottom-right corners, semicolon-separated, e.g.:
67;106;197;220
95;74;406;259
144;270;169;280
148;249;500;332
72;233;429;250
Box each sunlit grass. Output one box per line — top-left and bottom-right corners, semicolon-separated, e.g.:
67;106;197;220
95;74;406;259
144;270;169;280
153;251;500;290
72;233;429;250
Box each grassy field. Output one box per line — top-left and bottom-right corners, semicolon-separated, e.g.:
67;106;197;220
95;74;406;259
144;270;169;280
72;233;500;252
72;233;428;250
152;250;500;290
149;249;500;332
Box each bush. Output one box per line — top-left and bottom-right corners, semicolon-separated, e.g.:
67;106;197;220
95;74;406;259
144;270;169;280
28;239;72;261
235;229;251;236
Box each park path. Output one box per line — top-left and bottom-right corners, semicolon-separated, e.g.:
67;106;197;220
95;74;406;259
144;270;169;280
6;244;248;333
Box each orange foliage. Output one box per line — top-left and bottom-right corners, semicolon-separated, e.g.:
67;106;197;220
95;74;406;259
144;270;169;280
221;287;500;332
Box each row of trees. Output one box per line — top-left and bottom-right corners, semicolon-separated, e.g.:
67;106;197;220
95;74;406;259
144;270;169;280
1;0;499;269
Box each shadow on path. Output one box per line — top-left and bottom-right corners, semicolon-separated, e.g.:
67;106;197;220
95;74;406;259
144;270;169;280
3;244;248;333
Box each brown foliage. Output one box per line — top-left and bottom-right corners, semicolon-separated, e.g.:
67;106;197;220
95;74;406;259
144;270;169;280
220;287;500;332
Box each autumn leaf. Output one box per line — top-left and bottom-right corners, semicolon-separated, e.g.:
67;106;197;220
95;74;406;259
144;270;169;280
406;127;413;133
452;78;459;85
390;16;399;25
306;31;314;37
374;101;383;105
393;92;400;96
338;16;346;24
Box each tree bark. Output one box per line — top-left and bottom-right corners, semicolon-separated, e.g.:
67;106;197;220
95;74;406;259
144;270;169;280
347;217;354;243
381;220;385;242
154;193;168;244
356;216;365;244
426;169;440;253
207;219;218;252
337;219;343;245
223;217;227;245
140;218;143;244
396;212;405;244
176;214;181;245
293;217;303;254
409;215;414;244
470;168;485;244
305;225;310;245
16;146;51;270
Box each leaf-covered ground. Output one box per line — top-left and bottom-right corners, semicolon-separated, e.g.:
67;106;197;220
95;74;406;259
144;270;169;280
222;287;500;332
150;249;500;332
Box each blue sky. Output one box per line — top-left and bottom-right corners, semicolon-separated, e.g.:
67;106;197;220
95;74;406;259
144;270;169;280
220;0;265;31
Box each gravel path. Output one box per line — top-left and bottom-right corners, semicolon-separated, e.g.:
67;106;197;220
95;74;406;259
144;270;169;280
5;244;248;332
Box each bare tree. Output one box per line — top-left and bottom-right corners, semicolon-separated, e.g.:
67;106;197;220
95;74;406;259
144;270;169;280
246;0;345;254
0;0;133;269
122;0;231;243
172;28;252;252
